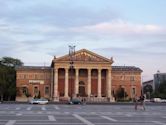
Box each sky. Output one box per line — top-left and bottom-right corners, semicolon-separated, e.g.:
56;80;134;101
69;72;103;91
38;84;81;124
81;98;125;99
0;0;166;81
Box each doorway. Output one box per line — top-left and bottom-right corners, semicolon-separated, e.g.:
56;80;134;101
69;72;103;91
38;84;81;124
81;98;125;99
79;81;86;96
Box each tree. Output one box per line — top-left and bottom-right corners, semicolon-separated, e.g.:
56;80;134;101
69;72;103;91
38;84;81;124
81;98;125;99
151;80;166;99
0;57;23;101
0;64;9;101
143;85;153;94
0;57;23;67
143;84;153;99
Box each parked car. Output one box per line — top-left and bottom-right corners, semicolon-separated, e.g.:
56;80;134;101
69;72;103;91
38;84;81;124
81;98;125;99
68;98;82;104
30;98;48;104
150;98;162;102
29;98;39;104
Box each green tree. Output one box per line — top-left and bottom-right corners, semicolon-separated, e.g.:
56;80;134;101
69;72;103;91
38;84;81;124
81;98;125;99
0;57;23;67
0;57;23;101
143;84;153;99
151;80;166;99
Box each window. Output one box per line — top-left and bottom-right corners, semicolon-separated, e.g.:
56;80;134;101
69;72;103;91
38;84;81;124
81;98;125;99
112;89;115;96
22;87;28;95
130;76;135;81
35;74;38;79
45;86;49;95
132;88;136;95
34;86;39;96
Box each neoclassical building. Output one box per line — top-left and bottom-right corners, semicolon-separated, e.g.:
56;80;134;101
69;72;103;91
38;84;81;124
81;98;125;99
16;49;142;102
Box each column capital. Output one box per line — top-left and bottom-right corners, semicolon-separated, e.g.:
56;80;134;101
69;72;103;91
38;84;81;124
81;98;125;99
98;68;102;71
65;68;69;72
108;68;111;72
54;68;58;72
87;68;92;71
75;68;79;70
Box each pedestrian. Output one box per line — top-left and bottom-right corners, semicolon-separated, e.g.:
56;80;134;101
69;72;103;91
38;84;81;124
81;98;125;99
83;98;86;105
81;98;84;105
134;95;138;110
140;95;145;110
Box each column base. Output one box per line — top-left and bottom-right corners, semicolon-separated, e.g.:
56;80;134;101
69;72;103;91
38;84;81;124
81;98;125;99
53;96;59;102
107;97;115;102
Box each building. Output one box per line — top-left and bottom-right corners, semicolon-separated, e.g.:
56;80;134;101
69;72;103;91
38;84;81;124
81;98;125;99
142;80;154;99
154;72;166;92
16;49;142;102
143;80;154;91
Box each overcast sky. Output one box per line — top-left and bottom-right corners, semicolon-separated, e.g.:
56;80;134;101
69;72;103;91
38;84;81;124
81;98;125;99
0;0;166;81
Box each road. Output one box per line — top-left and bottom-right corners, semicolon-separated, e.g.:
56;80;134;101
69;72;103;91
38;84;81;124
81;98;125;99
0;103;166;125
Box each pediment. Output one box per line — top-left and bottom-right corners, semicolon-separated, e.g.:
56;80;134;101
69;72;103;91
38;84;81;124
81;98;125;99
54;49;113;63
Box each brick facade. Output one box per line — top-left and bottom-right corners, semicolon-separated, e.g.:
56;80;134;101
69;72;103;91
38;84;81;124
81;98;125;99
16;49;142;102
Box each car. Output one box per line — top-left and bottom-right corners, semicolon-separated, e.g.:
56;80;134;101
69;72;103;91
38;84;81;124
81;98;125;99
150;98;163;103
68;98;82;104
29;98;39;104
30;98;48;104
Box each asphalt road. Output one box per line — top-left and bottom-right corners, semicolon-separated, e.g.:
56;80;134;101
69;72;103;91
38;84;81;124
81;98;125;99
0;103;166;125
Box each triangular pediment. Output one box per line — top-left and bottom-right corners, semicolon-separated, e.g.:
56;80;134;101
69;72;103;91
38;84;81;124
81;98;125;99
54;49;113;63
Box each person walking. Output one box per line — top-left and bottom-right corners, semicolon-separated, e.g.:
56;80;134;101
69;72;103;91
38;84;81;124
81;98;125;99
134;95;138;110
140;95;145;110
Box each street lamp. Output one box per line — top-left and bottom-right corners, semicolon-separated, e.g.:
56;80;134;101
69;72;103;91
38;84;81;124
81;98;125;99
123;71;125;100
131;68;134;102
69;45;75;101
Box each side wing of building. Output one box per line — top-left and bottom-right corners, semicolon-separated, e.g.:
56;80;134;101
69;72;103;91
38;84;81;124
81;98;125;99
16;66;53;102
112;66;142;100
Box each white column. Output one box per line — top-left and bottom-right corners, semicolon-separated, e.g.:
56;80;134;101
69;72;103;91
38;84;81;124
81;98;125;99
87;68;91;97
75;68;79;96
54;68;59;101
51;68;54;100
64;68;69;98
98;69;101;97
107;69;112;99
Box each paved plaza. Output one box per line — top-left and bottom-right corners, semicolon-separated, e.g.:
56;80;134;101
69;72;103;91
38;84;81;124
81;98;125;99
0;103;166;125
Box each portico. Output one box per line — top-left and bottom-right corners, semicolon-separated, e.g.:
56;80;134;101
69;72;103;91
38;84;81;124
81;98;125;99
52;49;113;101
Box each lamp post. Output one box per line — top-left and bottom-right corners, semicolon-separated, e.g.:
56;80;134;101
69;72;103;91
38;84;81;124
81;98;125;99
69;45;75;101
131;68;134;102
123;71;125;101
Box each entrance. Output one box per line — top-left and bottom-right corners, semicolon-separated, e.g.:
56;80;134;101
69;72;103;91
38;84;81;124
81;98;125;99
79;81;86;96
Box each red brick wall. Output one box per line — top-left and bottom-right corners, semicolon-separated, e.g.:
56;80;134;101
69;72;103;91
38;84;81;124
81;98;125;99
112;71;142;99
16;69;51;98
91;79;97;96
58;78;65;96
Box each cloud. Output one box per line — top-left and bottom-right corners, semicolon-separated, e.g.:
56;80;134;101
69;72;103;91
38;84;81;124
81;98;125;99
71;20;165;38
0;0;119;28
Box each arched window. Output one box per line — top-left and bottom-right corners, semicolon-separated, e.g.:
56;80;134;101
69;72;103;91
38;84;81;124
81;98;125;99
22;87;28;95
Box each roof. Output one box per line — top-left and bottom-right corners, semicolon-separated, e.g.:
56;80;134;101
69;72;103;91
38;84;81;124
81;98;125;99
53;49;113;63
16;66;51;70
143;80;153;84
112;66;142;72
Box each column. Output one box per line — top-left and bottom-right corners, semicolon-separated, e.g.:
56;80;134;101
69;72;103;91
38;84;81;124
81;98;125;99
107;69;112;99
98;69;101;97
50;68;54;100
75;68;79;97
87;68;91;97
53;68;59;101
64;68;69;98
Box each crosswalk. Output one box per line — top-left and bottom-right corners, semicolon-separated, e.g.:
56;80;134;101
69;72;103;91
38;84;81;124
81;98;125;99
0;105;166;125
